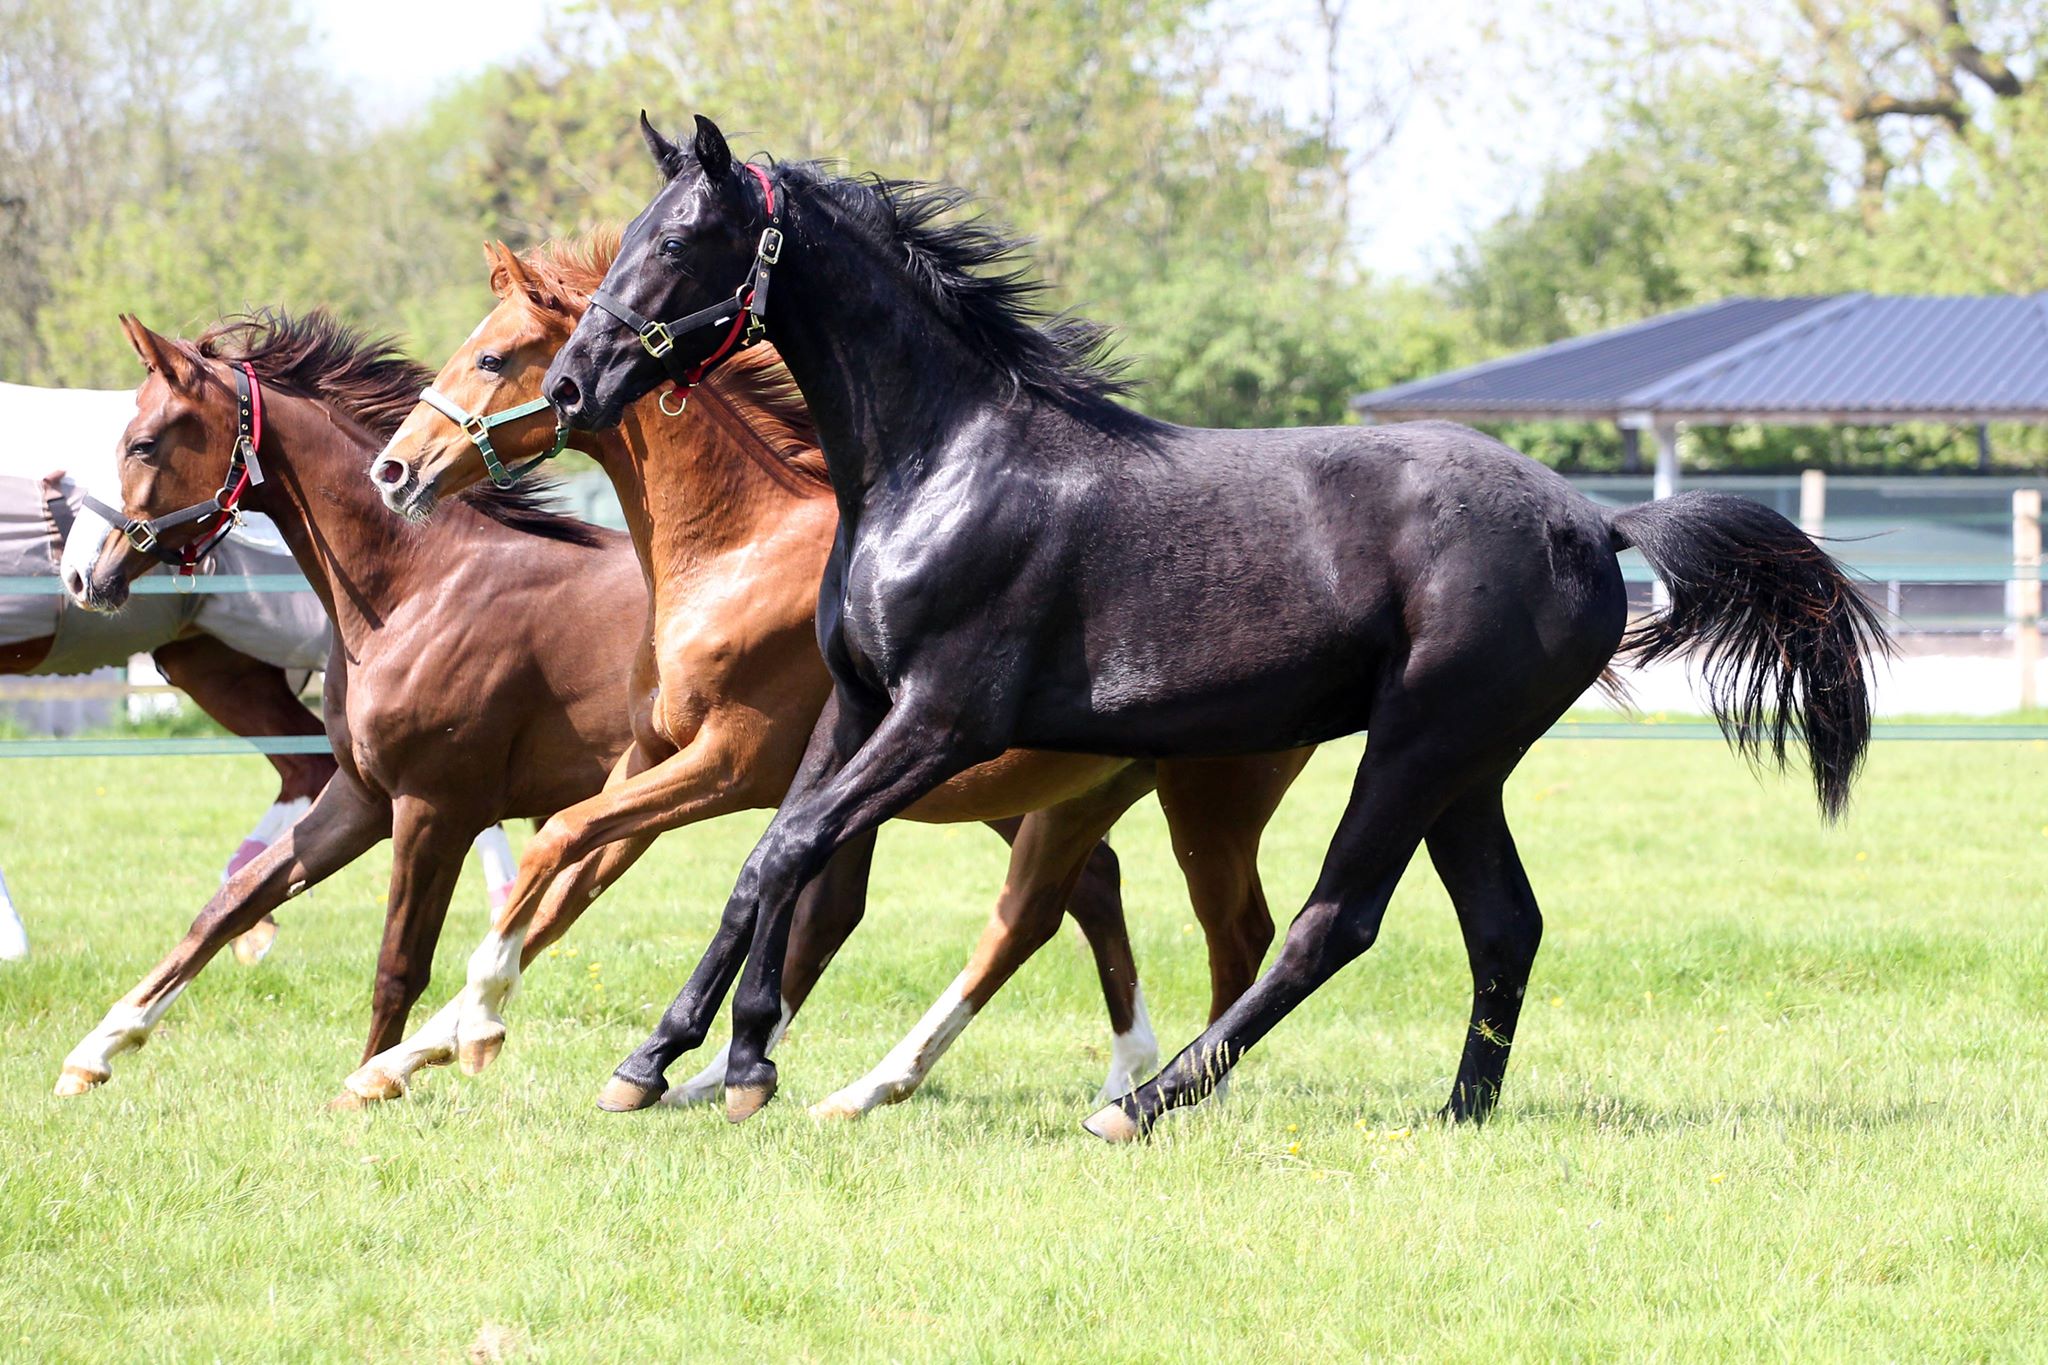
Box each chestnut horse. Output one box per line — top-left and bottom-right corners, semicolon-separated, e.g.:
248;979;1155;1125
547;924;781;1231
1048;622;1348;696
362;233;1311;1117
52;310;658;1095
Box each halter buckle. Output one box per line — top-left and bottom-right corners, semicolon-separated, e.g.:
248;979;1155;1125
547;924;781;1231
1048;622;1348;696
124;522;159;555
758;227;784;265
461;413;493;443
639;320;676;359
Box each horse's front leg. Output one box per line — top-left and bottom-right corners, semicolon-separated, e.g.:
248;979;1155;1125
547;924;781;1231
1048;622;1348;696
599;691;984;1116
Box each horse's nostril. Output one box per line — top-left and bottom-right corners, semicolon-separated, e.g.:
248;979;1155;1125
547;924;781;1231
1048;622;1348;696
62;568;83;597
550;376;582;410
370;457;409;490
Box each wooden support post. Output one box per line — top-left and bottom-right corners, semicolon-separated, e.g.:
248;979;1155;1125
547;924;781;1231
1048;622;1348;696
1799;468;1826;538
2016;488;2040;711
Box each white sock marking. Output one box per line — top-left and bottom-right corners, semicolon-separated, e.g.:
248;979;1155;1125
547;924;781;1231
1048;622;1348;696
813;974;977;1117
62;982;187;1078
1097;984;1158;1103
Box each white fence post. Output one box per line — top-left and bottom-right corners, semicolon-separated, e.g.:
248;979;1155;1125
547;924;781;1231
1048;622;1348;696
1799;468;1827;538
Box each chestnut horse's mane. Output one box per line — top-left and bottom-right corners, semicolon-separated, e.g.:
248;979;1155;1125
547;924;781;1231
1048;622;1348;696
516;231;831;494
184;309;600;546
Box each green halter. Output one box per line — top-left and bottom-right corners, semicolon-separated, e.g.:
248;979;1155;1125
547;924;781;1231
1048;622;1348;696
416;385;570;487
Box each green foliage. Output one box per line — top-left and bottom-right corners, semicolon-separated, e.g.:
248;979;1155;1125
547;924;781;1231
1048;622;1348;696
1451;75;1845;350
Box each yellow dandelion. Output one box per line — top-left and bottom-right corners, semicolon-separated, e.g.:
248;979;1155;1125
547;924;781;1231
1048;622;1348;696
1285;1124;1298;1133
1715;1024;1729;1034
1549;996;1564;1008
1854;851;1868;862
1286;1142;1301;1157
1708;1172;1726;1184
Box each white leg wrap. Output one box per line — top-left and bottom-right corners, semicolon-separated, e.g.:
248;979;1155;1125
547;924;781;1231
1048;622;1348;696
811;974;977;1119
472;826;517;911
225;797;310;880
0;867;25;962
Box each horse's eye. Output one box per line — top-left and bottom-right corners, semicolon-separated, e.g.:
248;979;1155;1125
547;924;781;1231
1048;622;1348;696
128;438;156;457
661;237;685;256
477;353;504;373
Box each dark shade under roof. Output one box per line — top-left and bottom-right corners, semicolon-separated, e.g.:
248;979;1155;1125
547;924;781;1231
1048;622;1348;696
1351;294;2048;426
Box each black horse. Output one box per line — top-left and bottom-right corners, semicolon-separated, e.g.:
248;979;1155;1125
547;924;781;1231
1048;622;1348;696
545;114;1888;1138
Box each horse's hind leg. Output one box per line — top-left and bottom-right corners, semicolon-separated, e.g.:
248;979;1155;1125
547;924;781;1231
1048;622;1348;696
809;767;1155;1121
151;636;335;966
55;775;388;1095
1425;779;1541;1124
1084;721;1490;1142
1156;750;1314;1023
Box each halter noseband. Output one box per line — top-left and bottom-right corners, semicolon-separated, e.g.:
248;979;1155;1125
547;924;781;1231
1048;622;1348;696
413;385;570;488
589;162;783;413
84;363;267;574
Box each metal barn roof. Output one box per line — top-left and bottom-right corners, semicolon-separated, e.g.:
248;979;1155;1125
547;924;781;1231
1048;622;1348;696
1352;294;2048;427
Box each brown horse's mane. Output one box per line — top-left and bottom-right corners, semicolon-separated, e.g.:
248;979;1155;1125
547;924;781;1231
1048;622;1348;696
186;309;600;547
515;232;830;494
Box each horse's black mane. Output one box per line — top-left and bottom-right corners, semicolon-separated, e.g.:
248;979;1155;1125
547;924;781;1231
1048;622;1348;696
776;163;1155;427
189;309;602;548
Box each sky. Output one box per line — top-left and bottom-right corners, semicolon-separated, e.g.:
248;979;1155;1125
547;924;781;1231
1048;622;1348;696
305;0;1600;280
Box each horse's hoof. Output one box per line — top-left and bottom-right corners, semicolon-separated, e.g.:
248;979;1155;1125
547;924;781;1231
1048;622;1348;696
595;1075;663;1112
339;1064;407;1105
1082;1101;1144;1144
53;1064;108;1097
457;1025;506;1076
807;1095;864;1122
232;917;279;966
725;1081;776;1123
325;1088;379;1112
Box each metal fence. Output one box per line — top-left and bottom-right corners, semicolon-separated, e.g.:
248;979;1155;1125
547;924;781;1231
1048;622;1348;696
7;472;2048;759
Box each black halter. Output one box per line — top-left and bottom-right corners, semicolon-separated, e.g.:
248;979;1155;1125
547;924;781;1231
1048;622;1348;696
84;364;267;572
588;162;784;408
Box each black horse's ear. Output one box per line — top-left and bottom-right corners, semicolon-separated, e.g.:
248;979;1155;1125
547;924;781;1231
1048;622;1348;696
639;110;684;178
693;114;733;180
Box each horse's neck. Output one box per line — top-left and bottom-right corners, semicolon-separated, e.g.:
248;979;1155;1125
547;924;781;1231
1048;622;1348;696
600;403;816;590
246;392;423;643
765;199;987;503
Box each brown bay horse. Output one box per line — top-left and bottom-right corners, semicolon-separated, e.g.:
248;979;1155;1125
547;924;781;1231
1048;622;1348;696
362;234;1311;1117
57;308;1150;1108
52;311;656;1095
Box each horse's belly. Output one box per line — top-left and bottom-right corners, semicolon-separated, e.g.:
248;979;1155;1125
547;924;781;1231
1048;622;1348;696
903;749;1131;823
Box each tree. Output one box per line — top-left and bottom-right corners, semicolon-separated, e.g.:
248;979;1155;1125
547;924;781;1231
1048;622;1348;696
0;0;348;382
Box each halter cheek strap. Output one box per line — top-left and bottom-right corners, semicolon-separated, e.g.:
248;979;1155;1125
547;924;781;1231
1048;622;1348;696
588;162;783;408
415;384;570;488
82;363;268;574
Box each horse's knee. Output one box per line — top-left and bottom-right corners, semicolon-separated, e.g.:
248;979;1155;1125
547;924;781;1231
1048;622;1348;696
523;816;580;875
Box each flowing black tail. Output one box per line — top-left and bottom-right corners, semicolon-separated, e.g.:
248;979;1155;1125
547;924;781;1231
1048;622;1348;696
1609;491;1892;821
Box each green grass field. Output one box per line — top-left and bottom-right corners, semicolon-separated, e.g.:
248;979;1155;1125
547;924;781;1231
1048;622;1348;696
3;737;2045;1361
